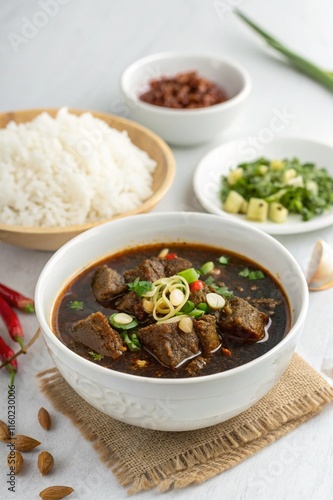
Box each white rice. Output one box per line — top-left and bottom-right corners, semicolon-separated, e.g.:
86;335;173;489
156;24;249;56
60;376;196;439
0;108;157;227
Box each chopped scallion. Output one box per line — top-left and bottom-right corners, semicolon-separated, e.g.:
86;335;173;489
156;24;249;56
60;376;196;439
121;331;141;351
181;300;195;314
189;309;205;319
109;313;138;330
177;267;200;284
199;261;214;275
249;270;265;280
239;268;265;280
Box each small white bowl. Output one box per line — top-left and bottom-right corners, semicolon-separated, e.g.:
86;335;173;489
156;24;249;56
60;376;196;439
35;212;308;431
120;52;251;146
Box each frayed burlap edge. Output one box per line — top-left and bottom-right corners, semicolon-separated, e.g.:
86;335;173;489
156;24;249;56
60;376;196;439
37;366;333;494
125;394;332;494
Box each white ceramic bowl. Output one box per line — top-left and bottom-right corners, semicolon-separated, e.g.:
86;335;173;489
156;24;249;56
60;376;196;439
120;52;251;146
35;212;308;431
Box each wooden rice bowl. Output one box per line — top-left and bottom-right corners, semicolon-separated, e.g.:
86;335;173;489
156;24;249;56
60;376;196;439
0;109;175;251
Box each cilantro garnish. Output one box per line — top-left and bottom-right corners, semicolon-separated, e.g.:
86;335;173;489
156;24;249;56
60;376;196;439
68;300;84;310
88;351;104;361
239;267;265;280
204;277;234;299
127;277;153;297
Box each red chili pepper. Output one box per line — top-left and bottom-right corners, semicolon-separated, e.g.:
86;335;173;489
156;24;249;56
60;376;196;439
0;335;18;383
0;296;24;348
0;283;35;313
189;280;204;292
165;253;178;260
222;347;232;357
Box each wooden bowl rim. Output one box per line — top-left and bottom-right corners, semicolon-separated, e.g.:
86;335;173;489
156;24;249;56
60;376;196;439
0;108;175;235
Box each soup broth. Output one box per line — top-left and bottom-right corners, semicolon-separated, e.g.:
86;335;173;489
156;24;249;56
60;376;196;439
53;243;290;378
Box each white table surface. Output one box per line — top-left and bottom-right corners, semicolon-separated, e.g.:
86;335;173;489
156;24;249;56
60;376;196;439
1;1;333;499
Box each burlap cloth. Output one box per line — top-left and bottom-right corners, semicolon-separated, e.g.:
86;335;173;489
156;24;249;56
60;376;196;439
37;353;333;494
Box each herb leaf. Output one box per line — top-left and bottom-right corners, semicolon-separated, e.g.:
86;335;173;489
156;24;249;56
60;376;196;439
216;286;234;299
218;256;230;265
128;277;153;297
68;300;84;310
239;268;265;280
88;351;103;361
204;277;234;299
249;270;265;280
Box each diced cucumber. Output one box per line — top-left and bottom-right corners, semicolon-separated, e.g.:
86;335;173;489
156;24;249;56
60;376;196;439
268;202;289;223
270;159;284;170
246;198;269;222
227;167;243;185
239;199;248;214
223;190;245;214
282;168;297;183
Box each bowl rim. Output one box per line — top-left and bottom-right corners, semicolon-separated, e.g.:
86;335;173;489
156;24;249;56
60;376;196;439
120;51;252;115
35;211;309;385
0;107;175;235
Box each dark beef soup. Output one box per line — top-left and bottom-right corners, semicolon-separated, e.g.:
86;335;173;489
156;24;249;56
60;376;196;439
53;243;290;378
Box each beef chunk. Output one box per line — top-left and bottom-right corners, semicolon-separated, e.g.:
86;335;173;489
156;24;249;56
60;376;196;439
189;284;210;306
163;257;192;276
194;314;221;354
137;322;200;368
123;257;165;284
71;311;125;359
190;284;220;307
117;291;147;322
218;297;269;341
92;265;127;302
184;356;207;377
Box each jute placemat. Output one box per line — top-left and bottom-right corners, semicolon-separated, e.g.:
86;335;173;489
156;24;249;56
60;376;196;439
37;353;333;494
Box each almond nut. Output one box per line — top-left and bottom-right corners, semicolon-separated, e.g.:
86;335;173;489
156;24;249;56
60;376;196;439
39;486;74;500
38;407;52;430
11;434;41;452
38;451;54;475
0;419;10;441
7;450;23;474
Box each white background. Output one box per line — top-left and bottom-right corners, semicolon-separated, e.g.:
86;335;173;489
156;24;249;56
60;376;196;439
0;0;333;499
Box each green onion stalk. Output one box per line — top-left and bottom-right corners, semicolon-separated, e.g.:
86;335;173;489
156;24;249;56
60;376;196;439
236;10;333;93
